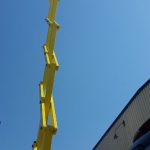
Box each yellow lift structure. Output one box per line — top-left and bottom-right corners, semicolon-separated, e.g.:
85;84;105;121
32;0;60;149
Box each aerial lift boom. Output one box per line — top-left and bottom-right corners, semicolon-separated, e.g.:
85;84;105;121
32;0;60;149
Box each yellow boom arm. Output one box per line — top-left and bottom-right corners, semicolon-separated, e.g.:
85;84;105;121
32;0;60;149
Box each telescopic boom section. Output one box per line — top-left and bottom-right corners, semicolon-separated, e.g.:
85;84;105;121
32;0;60;150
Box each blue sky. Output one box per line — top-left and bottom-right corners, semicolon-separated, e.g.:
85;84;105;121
0;0;150;150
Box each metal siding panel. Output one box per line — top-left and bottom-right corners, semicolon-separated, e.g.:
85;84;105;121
94;81;150;150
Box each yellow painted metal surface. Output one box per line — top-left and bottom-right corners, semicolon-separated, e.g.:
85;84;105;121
32;0;60;149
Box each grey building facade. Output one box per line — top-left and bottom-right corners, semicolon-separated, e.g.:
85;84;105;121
93;79;150;150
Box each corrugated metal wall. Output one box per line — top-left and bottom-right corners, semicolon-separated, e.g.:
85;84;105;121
93;80;150;150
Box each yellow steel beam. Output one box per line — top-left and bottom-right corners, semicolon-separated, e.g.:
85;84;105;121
45;22;59;60
48;0;59;21
49;96;58;132
32;0;60;149
36;126;55;150
43;127;53;150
